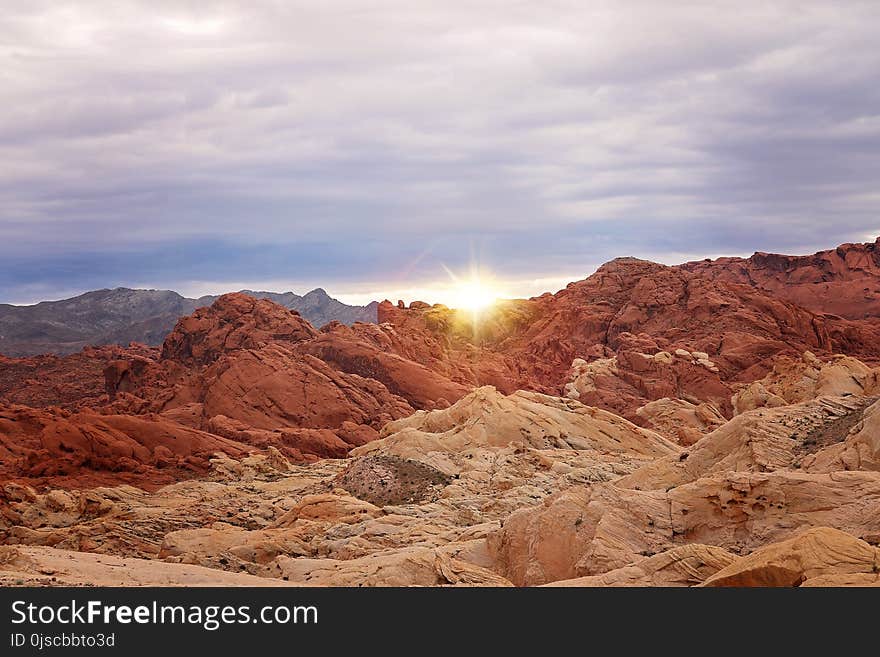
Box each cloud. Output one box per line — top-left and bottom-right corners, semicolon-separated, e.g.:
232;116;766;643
1;0;879;303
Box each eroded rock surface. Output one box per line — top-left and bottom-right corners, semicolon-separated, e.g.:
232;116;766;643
3;239;880;587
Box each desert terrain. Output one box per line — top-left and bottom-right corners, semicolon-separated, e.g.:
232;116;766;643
2;238;880;587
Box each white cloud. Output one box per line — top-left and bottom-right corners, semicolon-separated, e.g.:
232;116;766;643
1;0;879;300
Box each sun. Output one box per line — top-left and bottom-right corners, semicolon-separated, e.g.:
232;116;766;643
450;278;499;312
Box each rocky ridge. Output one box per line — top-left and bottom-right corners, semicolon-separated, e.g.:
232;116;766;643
2;238;880;586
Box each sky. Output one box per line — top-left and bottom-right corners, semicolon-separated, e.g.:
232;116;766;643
1;0;879;305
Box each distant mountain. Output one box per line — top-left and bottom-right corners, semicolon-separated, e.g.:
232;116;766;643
0;287;378;356
208;288;378;329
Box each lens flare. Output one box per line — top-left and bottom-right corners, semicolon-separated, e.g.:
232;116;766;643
449;277;499;311
441;263;505;315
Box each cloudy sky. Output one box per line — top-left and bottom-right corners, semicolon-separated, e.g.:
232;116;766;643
2;0;879;305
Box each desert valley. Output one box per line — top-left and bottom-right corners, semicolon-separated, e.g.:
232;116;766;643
2;237;880;587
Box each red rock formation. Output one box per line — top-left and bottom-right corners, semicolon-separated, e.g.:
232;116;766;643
681;237;880;319
0;344;157;410
0;403;248;490
0;294;476;487
301;323;471;408
98;256;880;452
102;293;469;464
4;241;880;492
159;293;318;366
376;256;880;420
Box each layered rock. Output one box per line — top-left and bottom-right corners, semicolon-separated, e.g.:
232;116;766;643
563;348;731;423
803;399;880;473
269;547;513;587
0;545;295;586
102;293;469;464
635;398;726;446
546;544;737;587
682;237;880;320
0;345;157;410
488;470;880;585
618;395;876;491
732;351;879;414
0;404;249;490
701;527;880;587
0;388;682;586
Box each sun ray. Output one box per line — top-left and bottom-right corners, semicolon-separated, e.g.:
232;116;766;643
441;263;504;314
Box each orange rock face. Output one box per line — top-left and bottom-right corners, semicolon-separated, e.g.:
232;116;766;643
0;344;157;410
377;251;880;421
700;527;880;587
3;238;880;589
0;403;248;490
682;237;880;320
99;293;473;465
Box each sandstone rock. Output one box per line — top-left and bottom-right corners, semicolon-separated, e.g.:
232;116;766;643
0;404;249;490
354;386;679;465
269;547;512;587
488;484;670;585
563;350;733;423
98;293;473;464
701;527;880;587
635;398;726;446
546;544;737;587
730;382;788;415
804;399;880;472
159;524;311;567
653;351;674;364
271;493;382;527
732;352;879;414
0;345;157;410
0;545;293;586
620;396;874;490
697;358;718;372
489;469;880;584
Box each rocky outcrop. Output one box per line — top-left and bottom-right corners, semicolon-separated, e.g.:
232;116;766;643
269;547;513;587
564;348;731;423
0;545;295;586
682;237;880;320
0;345;157;410
101;293;471;464
618;395;875;491
546;544;737;587
0;287;377;357
352;386;679;470
489;470;880;585
701;527;880;587
732;351;879;414
159;294;318;366
0;404;249;490
635;398;726;446
804;399;880;472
